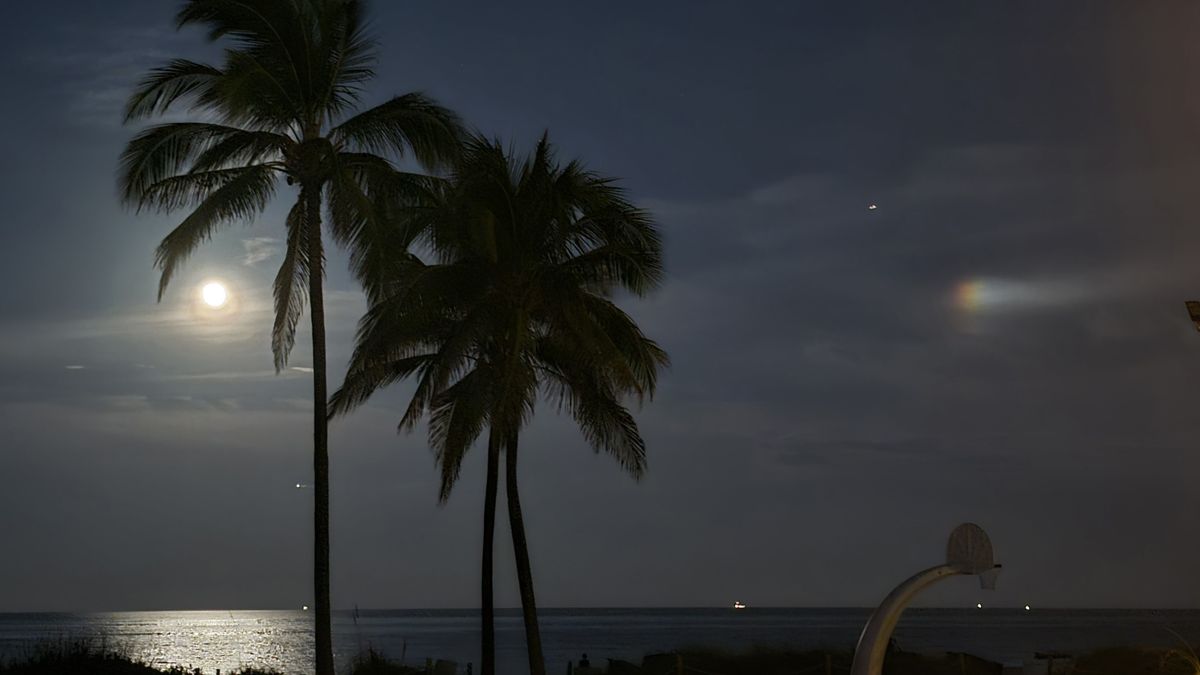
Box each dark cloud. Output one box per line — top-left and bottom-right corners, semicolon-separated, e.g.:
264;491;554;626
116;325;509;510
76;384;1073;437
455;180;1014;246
1;0;1199;611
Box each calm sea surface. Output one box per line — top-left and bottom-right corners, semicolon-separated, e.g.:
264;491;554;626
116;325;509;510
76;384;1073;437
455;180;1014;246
0;609;1197;674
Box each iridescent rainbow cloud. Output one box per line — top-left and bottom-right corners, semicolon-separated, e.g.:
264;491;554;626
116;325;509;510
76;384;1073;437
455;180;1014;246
953;277;1086;313
954;279;986;311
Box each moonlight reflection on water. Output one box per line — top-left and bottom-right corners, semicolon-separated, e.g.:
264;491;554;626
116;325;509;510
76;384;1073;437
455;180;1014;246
1;609;1199;674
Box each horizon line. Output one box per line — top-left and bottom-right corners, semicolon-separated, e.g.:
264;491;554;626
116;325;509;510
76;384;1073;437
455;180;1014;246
2;605;1197;615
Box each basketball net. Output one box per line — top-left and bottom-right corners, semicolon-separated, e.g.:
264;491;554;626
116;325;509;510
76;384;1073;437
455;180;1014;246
978;566;1001;591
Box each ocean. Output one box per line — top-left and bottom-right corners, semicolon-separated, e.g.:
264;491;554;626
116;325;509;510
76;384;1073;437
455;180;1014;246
0;608;1197;674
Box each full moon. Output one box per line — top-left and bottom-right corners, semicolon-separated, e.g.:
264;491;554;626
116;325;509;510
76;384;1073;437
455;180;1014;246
201;282;228;308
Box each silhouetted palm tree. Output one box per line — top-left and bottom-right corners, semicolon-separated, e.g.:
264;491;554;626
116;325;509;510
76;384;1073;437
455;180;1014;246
118;2;462;673
330;135;668;675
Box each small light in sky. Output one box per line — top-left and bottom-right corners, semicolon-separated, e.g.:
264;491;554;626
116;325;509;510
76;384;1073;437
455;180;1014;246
201;281;228;308
1024;605;1031;611
976;603;983;609
867;203;878;210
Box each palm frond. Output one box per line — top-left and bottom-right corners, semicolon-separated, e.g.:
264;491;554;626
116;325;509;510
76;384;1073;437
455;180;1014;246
535;282;644;394
124;59;224;122
328;156;446;299
140;165;275;213
119;122;270;208
574;292;670;399
428;367;492;502
213;48;306;129
358;290;489;423
572;388;647;479
331;93;465;169
336;262;487;432
329;353;438;417
271;199;310;370
325;153;443;297
154;163;277;299
176;0;328;129
545;170;664;294
316;0;376;117
537;339;647;479
190;129;291;172
556;242;660;296
177;0;309;60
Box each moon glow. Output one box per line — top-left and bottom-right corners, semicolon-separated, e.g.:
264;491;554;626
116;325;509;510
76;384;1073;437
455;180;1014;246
201;282;229;308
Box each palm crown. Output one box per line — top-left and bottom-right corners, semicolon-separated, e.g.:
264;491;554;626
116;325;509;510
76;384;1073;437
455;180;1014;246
118;0;464;369
331;134;669;498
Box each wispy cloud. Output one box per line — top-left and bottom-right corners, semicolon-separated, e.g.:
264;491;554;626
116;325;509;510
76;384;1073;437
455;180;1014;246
157;370;283;382
24;24;198;128
242;237;281;267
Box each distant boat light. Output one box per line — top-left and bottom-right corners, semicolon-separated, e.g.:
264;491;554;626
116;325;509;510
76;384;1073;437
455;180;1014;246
733;601;746;610
303;605;309;611
976;603;983;609
1024;605;1031;611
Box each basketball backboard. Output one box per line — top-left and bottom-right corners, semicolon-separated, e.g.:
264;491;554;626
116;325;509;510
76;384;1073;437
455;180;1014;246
945;523;994;575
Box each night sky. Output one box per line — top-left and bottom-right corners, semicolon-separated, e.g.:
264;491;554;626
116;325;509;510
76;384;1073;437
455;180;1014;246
2;1;1200;611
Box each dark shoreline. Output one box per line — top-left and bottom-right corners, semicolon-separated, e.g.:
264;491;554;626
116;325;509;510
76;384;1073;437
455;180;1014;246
3;640;1199;675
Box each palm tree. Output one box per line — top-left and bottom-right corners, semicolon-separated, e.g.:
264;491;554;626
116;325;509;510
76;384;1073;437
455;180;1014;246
118;2;463;673
330;135;668;675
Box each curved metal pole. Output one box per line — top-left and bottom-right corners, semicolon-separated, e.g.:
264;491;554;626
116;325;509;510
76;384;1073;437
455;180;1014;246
849;564;965;675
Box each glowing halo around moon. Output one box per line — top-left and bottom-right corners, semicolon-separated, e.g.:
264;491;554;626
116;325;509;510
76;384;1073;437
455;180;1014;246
199;281;230;309
201;282;228;308
186;277;254;339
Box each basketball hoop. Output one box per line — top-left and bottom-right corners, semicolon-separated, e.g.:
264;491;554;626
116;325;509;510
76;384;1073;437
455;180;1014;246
850;523;1003;675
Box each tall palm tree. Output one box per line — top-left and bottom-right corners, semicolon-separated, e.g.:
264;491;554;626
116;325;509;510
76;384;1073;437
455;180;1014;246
118;2;463;673
330;135;669;675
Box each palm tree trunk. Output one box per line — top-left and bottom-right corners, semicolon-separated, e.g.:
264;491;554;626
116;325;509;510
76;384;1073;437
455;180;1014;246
481;430;500;675
504;431;545;675
305;184;336;675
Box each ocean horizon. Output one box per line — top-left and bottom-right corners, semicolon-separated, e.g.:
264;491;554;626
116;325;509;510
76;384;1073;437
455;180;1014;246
2;608;1198;674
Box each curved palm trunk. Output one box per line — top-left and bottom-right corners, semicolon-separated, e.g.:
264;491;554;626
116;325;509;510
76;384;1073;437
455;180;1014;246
305;184;336;675
481;431;500;675
504;432;545;675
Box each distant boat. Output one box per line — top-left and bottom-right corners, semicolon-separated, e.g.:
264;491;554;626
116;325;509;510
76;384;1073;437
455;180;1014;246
733;601;746;610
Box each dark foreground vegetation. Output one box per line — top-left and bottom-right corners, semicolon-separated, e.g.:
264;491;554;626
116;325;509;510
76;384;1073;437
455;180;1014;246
0;643;421;675
624;645;1200;675
5;642;1199;675
604;648;977;675
0;640;274;675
